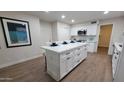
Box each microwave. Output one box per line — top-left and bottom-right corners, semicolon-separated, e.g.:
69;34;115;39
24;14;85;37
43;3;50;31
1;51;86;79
77;30;87;35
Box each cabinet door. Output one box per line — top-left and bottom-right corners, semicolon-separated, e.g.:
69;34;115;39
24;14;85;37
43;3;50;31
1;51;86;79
66;57;74;72
60;50;74;78
60;59;68;79
87;24;97;35
74;47;82;66
81;45;87;60
71;26;78;36
87;43;95;52
71;25;83;36
58;25;70;41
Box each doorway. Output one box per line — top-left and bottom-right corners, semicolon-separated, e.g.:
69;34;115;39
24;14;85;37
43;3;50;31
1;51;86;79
98;24;113;54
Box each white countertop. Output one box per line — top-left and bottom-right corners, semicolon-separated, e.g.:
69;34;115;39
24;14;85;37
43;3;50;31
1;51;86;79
41;42;87;53
114;42;123;52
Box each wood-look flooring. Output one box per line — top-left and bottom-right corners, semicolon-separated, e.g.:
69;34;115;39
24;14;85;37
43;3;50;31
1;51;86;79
0;47;112;82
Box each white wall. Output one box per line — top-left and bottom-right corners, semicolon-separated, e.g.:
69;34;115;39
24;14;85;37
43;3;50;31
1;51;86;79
0;12;42;68
97;17;124;55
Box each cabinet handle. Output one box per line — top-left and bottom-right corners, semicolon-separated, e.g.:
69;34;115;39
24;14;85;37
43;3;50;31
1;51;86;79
77;60;80;62
77;48;80;50
67;57;71;60
115;56;117;59
77;53;80;56
66;52;70;55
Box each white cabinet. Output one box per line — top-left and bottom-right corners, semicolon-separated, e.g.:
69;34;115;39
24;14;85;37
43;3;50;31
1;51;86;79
87;24;97;35
87;42;96;52
44;44;87;81
71;24;83;36
70;24;97;36
52;22;70;41
58;23;70;41
60;58;68;78
71;27;78;36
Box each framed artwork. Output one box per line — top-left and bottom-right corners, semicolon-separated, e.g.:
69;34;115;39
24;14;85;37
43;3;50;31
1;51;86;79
1;17;32;48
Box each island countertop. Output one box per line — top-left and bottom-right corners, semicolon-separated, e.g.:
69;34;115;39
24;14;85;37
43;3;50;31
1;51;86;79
41;42;87;53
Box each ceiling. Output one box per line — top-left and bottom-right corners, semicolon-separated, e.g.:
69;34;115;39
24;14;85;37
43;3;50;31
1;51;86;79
25;11;124;24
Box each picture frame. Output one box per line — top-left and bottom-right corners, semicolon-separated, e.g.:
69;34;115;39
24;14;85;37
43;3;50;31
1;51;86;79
1;17;32;48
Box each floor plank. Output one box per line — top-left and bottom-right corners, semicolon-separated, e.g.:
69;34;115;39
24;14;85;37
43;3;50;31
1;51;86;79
0;47;112;82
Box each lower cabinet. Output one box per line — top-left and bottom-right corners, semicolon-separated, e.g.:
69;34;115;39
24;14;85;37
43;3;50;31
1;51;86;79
60;59;68;78
87;42;95;53
46;44;87;81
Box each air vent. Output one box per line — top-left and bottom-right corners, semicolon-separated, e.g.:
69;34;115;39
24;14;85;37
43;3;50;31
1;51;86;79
91;21;97;24
91;20;99;24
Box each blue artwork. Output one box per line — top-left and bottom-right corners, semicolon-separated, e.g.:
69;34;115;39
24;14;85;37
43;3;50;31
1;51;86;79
7;22;28;44
1;17;31;48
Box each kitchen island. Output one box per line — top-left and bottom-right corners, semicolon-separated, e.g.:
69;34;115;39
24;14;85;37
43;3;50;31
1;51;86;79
41;42;88;81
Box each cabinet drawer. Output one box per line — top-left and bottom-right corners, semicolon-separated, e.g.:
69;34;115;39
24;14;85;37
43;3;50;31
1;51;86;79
60;50;73;59
60;56;74;78
60;56;73;63
61;54;73;62
60;55;74;78
75;47;82;53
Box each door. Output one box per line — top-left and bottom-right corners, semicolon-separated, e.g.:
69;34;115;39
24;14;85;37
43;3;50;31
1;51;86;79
98;24;113;47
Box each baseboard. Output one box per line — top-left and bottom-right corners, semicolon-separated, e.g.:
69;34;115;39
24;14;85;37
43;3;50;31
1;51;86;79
0;54;43;69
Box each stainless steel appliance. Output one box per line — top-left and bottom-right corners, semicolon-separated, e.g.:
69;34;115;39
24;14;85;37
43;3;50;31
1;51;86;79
77;29;87;36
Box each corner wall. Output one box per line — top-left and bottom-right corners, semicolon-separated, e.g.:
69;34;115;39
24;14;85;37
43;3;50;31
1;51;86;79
0;12;42;68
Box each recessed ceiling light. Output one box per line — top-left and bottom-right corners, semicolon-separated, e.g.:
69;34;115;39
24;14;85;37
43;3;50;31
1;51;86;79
104;11;109;14
71;19;75;23
61;15;66;19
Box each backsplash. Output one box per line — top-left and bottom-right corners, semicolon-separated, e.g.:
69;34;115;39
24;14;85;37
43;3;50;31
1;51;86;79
71;35;96;42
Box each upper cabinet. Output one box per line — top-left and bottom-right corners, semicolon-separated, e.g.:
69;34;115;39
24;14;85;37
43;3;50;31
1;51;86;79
71;24;83;36
71;23;98;36
57;22;70;41
52;22;71;41
87;24;97;35
52;21;98;41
